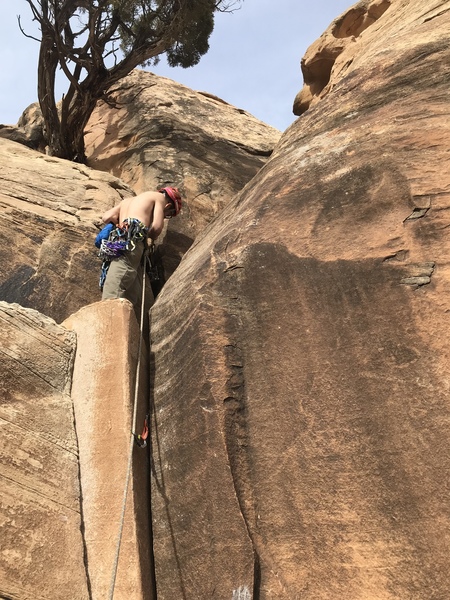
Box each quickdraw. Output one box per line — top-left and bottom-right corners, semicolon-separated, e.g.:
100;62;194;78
99;238;129;258
133;414;149;448
97;218;147;259
97;218;149;289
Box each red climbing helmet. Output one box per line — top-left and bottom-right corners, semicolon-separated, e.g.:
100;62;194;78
158;186;182;216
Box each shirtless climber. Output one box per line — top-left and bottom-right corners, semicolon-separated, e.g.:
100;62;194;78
98;187;182;307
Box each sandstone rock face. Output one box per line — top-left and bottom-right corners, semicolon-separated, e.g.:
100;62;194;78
0;102;46;152
1;298;155;600
0;137;133;322
85;70;280;233
0;302;89;599
84;70;281;277
149;0;450;598
0;73;279;320
293;0;392;115
64;300;153;599
3;1;450;598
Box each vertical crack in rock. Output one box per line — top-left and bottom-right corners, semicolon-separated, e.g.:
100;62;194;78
67;337;94;600
73;430;94;600
222;343;261;600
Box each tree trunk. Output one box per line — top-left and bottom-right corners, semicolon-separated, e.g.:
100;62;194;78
32;0;203;162
37;26;64;157
58;90;98;163
42;69;108;162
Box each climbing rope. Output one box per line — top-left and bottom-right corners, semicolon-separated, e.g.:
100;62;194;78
108;246;149;600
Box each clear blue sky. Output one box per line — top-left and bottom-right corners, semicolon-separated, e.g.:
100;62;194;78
0;0;353;132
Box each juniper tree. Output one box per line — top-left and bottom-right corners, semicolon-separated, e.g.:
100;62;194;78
21;0;240;162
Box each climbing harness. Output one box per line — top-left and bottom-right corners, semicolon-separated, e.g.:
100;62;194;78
97;219;149;289
107;242;150;600
98;218;148;258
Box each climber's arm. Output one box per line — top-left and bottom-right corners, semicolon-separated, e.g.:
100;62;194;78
102;203;121;225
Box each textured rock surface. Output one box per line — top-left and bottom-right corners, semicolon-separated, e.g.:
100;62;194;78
0;302;89;599
0;76;281;597
0;102;46;151
64;300;153;599
293;0;392;115
2;0;450;598
0;73;279;319
85;70;281;278
149;0;450;598
85;69;280;233
0;137;133;323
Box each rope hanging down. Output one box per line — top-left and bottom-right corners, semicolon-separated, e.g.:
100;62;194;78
108;248;149;600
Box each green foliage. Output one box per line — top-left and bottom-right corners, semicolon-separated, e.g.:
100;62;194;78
113;0;219;68
166;3;215;68
21;0;241;160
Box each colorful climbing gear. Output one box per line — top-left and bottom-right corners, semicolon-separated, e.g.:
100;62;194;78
133;414;149;448
97;218;148;259
96;219;149;289
95;223;114;248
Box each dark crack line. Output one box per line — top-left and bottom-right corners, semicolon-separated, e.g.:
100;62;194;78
0;348;69;392
0;416;78;456
0;472;81;514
